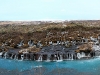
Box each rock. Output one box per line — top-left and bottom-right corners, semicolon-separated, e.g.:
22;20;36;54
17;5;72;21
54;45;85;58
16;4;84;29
18;46;40;54
75;42;93;52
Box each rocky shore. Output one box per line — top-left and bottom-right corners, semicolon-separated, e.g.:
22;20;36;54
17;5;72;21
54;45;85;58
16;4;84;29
0;35;99;61
0;20;100;61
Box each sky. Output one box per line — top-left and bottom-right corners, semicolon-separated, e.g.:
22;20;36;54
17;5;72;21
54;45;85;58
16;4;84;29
0;0;100;21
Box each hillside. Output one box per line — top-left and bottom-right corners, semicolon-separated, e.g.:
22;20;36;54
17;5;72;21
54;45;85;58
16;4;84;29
0;20;100;33
0;20;100;48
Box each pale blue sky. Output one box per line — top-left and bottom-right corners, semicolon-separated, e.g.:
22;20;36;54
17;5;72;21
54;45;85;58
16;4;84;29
0;0;100;21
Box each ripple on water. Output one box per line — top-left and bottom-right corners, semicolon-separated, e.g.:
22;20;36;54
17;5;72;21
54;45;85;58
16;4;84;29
0;58;100;75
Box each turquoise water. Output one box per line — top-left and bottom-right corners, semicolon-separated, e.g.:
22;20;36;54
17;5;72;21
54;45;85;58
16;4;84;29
0;58;100;75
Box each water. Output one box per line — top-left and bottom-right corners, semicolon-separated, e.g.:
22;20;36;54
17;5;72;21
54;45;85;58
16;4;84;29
0;58;100;74
4;52;7;59
38;55;43;61
21;54;24;60
47;54;51;61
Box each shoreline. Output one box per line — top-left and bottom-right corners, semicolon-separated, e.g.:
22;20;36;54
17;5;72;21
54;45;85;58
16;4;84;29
0;21;100;61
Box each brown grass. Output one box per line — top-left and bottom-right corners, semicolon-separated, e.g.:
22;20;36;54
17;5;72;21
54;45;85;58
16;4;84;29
0;22;100;48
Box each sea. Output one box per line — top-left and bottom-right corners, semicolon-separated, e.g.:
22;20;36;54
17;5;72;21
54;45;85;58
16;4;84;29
0;58;100;75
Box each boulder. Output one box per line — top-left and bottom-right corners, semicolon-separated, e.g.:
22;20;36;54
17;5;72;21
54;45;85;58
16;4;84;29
75;42;93;53
18;46;40;54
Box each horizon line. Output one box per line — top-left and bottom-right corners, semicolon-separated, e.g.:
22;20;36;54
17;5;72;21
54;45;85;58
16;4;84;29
0;19;100;22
